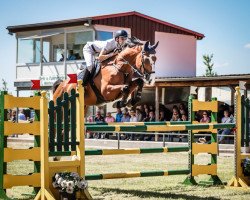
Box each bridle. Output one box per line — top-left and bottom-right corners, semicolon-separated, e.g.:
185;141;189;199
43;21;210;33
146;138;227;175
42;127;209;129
113;51;154;80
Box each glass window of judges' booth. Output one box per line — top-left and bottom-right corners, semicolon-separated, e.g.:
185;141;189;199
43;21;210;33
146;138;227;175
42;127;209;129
66;31;94;61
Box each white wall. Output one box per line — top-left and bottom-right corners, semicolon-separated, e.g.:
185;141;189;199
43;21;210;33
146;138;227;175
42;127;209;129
198;87;232;105
155;32;196;77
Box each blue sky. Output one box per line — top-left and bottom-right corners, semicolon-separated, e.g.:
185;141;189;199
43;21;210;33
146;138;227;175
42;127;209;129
0;0;250;93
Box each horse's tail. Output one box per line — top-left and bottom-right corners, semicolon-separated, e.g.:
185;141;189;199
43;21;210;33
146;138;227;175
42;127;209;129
52;79;63;94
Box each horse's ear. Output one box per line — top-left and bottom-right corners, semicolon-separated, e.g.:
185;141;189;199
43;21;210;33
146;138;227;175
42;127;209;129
144;41;150;52
144;41;159;54
152;41;159;50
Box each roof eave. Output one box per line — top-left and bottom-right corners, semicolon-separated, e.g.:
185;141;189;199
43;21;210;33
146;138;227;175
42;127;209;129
6;17;92;34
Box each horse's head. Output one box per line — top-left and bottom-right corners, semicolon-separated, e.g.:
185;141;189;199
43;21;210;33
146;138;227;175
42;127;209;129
117;38;159;83
134;40;159;83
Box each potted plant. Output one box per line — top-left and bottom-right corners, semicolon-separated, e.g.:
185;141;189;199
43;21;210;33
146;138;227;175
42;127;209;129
52;172;88;200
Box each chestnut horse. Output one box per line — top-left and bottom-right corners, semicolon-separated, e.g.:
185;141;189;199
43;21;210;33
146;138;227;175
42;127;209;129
52;39;158;108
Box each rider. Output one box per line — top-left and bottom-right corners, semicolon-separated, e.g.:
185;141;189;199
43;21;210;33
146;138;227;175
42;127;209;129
78;29;128;86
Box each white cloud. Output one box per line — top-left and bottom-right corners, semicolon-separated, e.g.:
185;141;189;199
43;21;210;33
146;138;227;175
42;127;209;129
244;43;250;49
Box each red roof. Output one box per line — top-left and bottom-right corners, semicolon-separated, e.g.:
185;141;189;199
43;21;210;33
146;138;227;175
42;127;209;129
92;11;204;39
7;11;204;40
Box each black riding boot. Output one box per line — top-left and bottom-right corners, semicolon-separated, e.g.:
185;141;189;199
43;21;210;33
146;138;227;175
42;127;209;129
77;67;91;86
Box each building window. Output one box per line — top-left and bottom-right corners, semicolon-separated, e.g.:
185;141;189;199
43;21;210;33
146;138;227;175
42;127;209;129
50;33;64;62
17;31;94;64
18;39;41;63
96;31;113;41
66;31;93;60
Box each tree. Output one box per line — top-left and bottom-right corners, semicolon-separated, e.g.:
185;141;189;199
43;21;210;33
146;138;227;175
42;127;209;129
203;54;217;77
1;79;8;91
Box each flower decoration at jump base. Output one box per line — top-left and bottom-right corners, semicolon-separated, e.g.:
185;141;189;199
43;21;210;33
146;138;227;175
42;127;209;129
52;172;88;195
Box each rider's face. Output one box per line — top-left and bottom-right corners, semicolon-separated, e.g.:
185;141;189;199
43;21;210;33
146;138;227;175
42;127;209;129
117;36;127;46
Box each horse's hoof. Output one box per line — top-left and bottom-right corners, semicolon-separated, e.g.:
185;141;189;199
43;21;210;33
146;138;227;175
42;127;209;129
127;99;137;107
112;101;126;108
112;101;120;108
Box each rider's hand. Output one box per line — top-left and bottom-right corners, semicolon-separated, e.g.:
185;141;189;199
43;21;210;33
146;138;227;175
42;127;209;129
114;48;122;54
113;51;119;56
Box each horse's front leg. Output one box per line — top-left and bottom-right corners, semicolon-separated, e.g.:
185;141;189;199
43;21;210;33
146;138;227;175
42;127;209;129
112;78;144;108
103;84;130;103
126;78;144;107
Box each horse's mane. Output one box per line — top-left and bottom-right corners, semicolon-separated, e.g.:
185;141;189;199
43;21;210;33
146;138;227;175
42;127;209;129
124;36;144;48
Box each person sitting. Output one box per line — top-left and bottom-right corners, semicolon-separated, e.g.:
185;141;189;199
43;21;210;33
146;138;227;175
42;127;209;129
93;111;104;139
169;111;181;142
67;50;76;60
159;110;167;121
198;111;210;143
179;103;187;115
121;110;130;122
218;110;234;143
145;111;155;141
18;109;26;121
104;112;115;139
77;30;128;86
115;107;123;122
128;109;137;140
59;53;64;62
105;112;115;123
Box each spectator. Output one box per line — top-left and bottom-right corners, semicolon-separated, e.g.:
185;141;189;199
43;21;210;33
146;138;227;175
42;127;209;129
181;114;188;121
128;110;137;140
129;110;137;122
143;104;149;111
18;109;26;121
179;113;188;142
86;115;94;138
94;111;104;139
59;53;64;62
198;111;210;143
170;111;181;122
104;112;115;139
115;108;123;122
179;103;187;115
172;105;179;113
145;111;155;141
138;105;146;119
218;110;234;143
136;108;143;122
11;110;17;122
67;50;76;60
149;105;155;112
143;108;150;121
105;112;115;123
121;110;130;139
169;111;181;142
200;110;210;123
121;110;130;122
159;110;166;121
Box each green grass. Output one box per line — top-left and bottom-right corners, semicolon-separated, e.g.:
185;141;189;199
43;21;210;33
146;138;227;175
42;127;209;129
4;143;250;199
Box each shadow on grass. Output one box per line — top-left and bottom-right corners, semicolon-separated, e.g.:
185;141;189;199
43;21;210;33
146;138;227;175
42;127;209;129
92;187;221;200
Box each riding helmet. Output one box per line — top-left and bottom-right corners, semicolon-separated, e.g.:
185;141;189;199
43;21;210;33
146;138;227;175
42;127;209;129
114;30;128;38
